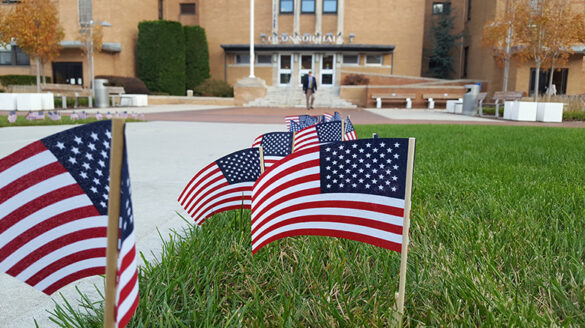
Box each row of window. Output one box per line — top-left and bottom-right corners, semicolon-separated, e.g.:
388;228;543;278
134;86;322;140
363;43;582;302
280;0;338;14
0;45;30;66
234;54;383;65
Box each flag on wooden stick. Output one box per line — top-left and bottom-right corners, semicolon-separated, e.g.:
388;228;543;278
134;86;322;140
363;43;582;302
252;132;294;168
178;148;262;225
344;117;357;140
293;120;343;152
0;120;139;328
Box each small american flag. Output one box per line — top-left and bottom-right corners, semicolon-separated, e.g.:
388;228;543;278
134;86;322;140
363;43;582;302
290;120;302;133
8;111;17;123
344;117;357;140
106;112;113;119
251;138;413;254
323;113;333;122
70;111;79;121
252;132;294;168
285;115;300;131
96;112;103;120
333;112;343;121
0;120;138;327
178;148;262;225
26;111;36;121
36;111;45;120
79;111;88;120
49;111;62;121
299;115;318;129
293;120;343;152
122;111;128;119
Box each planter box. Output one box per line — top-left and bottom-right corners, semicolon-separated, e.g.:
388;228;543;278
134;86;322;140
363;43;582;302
536;102;563;122
0;93;17;110
504;101;537;121
41;93;55;110
15;93;43;111
119;94;148;107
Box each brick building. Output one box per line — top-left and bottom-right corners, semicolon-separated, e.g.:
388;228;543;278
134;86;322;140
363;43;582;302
0;0;583;96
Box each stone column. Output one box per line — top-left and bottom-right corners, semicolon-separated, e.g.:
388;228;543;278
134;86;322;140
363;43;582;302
336;0;344;44
315;0;323;44
272;0;279;44
293;0;301;44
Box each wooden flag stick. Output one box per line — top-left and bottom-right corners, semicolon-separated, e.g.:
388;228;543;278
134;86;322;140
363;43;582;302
341;119;345;141
103;118;126;328
259;146;265;173
395;137;416;326
291;132;295;153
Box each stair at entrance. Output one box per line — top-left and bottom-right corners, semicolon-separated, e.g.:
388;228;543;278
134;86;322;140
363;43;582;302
244;86;357;108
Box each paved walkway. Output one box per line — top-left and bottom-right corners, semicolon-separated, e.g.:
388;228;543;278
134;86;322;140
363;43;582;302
1;104;583;327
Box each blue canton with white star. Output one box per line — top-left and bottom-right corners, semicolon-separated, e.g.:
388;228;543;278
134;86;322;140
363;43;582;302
290;120;302;133
118;143;134;248
42;120;113;215
261;132;293;157
316;121;342;143
216;148;261;185
345;117;355;134
320;138;409;199
299;115;318;129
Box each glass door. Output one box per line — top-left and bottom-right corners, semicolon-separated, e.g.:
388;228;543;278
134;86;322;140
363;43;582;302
298;54;313;87
279;54;292;86
320;54;335;87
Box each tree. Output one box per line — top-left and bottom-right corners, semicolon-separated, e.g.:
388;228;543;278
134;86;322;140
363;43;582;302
428;13;462;79
540;0;585;96
184;26;210;91
481;0;526;92
1;0;64;92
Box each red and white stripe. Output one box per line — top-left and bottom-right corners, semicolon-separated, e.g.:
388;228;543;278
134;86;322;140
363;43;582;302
285;115;300;130
292;125;319;152
323;113;333;122
251;147;405;254
344;130;357;141
178;162;253;225
252;135;263;148
0;141;107;295
115;231;139;328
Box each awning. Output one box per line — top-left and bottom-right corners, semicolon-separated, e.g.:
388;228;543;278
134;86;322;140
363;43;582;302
221;43;395;53
59;41;121;53
102;42;122;53
573;45;585;54
60;40;84;49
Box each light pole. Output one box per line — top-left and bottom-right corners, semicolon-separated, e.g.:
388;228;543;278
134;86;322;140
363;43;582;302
249;0;255;78
84;20;112;105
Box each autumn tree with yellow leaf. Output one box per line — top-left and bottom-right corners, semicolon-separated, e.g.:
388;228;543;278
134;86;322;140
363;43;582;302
1;0;64;92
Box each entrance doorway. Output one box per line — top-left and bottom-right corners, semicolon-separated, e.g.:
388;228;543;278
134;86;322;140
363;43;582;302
320;54;335;87
279;54;292;86
52;62;83;85
298;54;313;87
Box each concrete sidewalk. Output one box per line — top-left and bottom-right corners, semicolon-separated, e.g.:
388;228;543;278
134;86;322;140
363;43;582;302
0;121;280;327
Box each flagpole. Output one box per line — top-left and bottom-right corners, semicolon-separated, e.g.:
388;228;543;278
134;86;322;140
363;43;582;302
291;132;295;152
341;119;345;141
395;137;416;325
259;146;265;173
103;118;126;328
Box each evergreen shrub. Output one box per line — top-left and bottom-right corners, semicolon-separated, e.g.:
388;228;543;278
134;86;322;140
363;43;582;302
184;26;210;91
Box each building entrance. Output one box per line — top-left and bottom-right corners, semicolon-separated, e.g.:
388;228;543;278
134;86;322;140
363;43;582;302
52;62;83;85
279;54;292;86
298;54;314;87
320;54;335;87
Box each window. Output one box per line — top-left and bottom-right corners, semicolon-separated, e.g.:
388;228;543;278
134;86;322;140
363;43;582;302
235;54;250;65
342;54;359;65
323;0;337;13
432;2;451;15
0;45;30;66
280;0;293;13
180;3;196;15
78;0;92;26
529;68;568;96
301;0;315;13
366;55;383;65
256;54;272;65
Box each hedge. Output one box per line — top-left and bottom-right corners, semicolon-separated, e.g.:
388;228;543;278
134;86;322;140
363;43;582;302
194;79;233;97
0;75;51;87
137;20;185;96
184;26;210;91
95;75;150;94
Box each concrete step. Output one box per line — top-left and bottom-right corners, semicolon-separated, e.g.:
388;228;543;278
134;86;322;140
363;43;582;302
245;86;356;108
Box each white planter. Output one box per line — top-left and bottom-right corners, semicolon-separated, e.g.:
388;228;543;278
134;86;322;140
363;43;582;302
0;93;17;110
446;100;458;113
503;101;517;120
536;102;563;122
41;93;55;110
512;101;537;121
119;94;148;107
15;93;43;111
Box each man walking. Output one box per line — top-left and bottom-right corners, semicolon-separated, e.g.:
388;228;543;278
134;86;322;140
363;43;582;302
303;71;317;110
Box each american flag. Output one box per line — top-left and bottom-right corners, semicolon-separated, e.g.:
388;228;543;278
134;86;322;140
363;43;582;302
285;115;300;131
26;111;36;121
251;138;412;254
0;120;138;327
178;148;262;225
70;111;79;121
290;120;302;133
36;111;45;120
333;111;343;121
8;111;17;123
96;112;103;120
49;111;62;121
323;113;333;122
344;117;357;140
106;112;113;119
252;132;294;168
293;120;343;152
299;115;318;129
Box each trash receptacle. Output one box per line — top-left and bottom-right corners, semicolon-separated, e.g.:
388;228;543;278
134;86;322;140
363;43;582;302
94;79;110;108
462;84;480;115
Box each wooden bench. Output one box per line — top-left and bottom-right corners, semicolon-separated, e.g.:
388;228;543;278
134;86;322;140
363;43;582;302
480;91;524;118
423;93;464;109
371;93;417;108
41;83;92;109
107;86;126;106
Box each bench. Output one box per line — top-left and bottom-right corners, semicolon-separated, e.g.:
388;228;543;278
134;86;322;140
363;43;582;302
479;91;524;118
423;93;464;109
107;86;126;106
371;93;417;109
41;83;92;109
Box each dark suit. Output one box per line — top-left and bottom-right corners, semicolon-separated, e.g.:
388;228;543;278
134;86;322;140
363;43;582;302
302;75;317;109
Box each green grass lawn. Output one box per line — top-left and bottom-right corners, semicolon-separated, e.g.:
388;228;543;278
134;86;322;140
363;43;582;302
50;124;585;327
